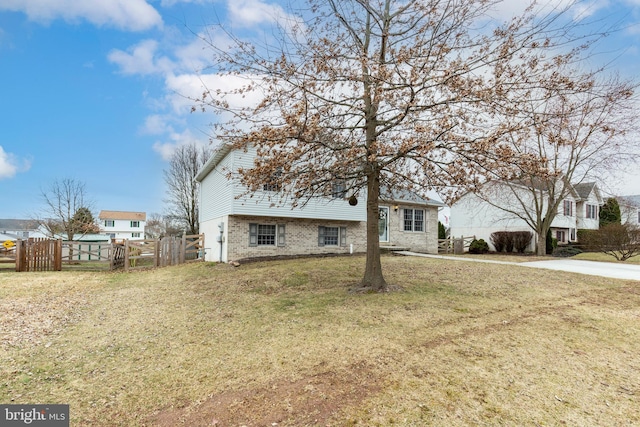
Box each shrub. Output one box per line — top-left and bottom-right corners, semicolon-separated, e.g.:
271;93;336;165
581;223;640;261
469;238;489;254
505;235;515;253
577;229;597;251
546;229;554;255
553;245;583;257
512;231;533;253
490;231;509;252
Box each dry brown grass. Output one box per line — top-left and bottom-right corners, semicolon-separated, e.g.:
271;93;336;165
1;255;639;426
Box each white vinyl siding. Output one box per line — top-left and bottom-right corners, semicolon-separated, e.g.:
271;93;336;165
227;148;366;222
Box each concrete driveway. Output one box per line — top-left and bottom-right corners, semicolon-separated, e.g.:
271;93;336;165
522;259;640;281
398;252;640;281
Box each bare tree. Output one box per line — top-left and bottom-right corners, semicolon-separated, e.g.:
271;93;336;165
195;0;614;291
145;213;184;239
164;144;212;235
40;178;98;241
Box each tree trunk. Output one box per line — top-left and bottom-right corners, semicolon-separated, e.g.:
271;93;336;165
536;232;546;256
359;169;388;291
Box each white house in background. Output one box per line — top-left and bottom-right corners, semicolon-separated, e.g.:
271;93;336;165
450;181;603;252
98;211;146;241
619;195;640;226
195;144;445;263
0;219;48;240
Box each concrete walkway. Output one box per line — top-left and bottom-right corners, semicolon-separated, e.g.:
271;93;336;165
397;251;640;281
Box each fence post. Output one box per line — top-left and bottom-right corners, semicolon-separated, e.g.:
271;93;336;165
154;239;160;267
54;240;62;271
124;240;130;271
15;240;22;272
180;235;186;264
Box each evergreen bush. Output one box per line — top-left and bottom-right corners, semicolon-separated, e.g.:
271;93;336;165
469;238;489;254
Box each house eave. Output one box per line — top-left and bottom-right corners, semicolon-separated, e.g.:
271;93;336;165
195;143;233;182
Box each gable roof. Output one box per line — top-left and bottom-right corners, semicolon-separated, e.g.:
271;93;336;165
99;211;146;221
573;182;598;200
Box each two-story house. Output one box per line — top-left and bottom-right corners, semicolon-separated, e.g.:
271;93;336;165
98;211;146;241
195;144;444;263
450;181;603;252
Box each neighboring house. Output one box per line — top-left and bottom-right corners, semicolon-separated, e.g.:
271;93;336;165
0;219;48;240
98;211;147;241
195;144;444;263
619;195;640;226
450;181;603;252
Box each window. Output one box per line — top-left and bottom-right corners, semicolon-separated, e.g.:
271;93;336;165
586;204;598;219
331;180;346;199
132;232;141;238
563;200;573;216
556;230;566;243
318;226;347;247
249;223;286;247
105;220;114;227
570;228;576;241
263;167;282;192
257;225;276;245
403;209;424;232
130;221;140;228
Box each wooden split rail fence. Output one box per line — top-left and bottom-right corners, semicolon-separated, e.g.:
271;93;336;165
10;234;204;272
438;236;476;254
112;234;205;271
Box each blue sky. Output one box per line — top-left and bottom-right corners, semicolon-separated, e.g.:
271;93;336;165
1;0;640;220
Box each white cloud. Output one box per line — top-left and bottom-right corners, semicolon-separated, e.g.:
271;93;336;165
141;114;175;135
164;72;265;116
108;39;176;75
0;0;162;31
227;0;304;31
152;129;209;160
0;146;30;179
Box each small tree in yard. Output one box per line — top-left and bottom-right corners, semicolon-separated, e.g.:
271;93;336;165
40;178;97;241
195;1;625;291
582;223;640;261
600;198;622;227
438;222;446;240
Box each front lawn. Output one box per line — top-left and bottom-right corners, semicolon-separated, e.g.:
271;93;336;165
1;256;639;426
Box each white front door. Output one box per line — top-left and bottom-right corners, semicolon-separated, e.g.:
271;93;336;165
379;207;389;242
